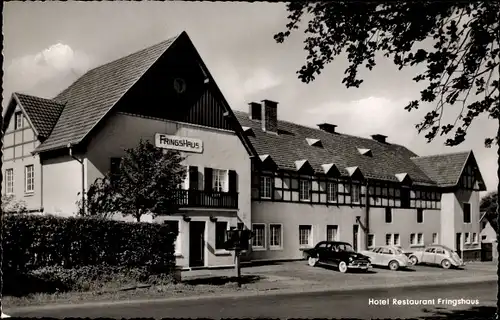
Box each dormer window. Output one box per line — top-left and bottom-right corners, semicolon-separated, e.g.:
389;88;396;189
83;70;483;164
306;138;323;147
357;148;372;157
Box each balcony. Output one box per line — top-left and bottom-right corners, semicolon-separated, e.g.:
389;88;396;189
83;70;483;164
172;189;238;209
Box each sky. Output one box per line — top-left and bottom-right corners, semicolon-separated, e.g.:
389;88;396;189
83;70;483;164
3;2;498;196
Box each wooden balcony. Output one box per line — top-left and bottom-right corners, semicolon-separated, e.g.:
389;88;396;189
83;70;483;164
173;189;238;209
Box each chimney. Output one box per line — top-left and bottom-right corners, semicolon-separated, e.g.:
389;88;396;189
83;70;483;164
261;99;278;134
371;134;387;143
318;123;337;134
248;102;262;120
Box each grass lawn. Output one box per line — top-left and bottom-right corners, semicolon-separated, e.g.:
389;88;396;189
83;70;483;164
4;274;269;308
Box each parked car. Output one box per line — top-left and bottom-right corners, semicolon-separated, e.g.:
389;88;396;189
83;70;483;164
407;245;464;269
303;241;372;273
360;246;410;271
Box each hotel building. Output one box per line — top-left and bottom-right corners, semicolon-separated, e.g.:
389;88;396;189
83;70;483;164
2;31;486;269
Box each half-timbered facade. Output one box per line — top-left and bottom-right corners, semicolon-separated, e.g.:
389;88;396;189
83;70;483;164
2;31;487;270
235;101;486;262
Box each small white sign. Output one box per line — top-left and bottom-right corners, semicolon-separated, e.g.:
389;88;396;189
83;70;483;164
155;134;203;153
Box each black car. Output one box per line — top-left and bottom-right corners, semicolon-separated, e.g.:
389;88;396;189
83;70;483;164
303;241;372;273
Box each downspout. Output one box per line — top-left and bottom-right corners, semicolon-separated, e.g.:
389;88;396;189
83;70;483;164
68;143;85;215
365;179;370;250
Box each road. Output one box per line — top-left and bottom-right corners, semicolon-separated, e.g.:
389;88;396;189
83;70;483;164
9;281;496;319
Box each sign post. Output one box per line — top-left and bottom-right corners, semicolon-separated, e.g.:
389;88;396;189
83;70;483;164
225;228;252;288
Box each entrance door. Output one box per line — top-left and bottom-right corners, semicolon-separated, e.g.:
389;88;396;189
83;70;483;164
189;221;205;267
353;225;359;252
455;233;462;258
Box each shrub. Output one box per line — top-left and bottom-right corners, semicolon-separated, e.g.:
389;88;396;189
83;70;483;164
3;214;178;276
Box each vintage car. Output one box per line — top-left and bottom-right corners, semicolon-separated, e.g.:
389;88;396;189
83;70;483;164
407;245;464;269
303;241;372;273
359;246;410;271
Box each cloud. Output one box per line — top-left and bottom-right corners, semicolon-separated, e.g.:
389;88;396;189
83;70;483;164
211;63;282;110
3;43;92;102
242;68;281;95
304;96;422;142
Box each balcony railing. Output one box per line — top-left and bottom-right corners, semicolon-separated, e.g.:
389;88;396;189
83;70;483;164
172;189;238;209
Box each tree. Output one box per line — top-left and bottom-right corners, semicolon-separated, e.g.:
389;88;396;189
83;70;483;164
481;191;499;232
275;1;499;316
76;175;117;219
78;139;186;222
1;195;27;214
112;139;186;222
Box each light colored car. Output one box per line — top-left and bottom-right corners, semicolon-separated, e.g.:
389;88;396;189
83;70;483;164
360;245;410;271
407;245;464;269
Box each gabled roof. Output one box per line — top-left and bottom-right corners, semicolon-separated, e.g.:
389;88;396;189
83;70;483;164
234;110;436;184
306;138;323;147
321;163;341;176
13;93;66;139
34;33;182;152
411;151;473;187
357;148;373;157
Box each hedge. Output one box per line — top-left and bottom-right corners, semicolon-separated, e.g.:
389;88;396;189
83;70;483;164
3;214;178;275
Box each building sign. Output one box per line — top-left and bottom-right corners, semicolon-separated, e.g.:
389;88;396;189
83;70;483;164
155;134;203;153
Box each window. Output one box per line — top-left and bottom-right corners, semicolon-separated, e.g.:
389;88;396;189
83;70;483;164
393;233;400;246
417;233;423;245
252;224;265;249
351;184;360;203
385;207;392;223
465;232;471;244
472;232;478;244
269;224;282;248
212;169;228;192
215;221;228;250
260;176;272;199
482;235;487;241
385;234;392;245
326;182;337;202
367;234;375;248
463;203;471;223
326;225;338;241
5;169;14;194
299;180;311;201
25;165;34;193
299;225;312;247
110;157;122;184
410;233;416;245
164;220;181;254
14;111;22;130
417;209;424;223
432;233;438;244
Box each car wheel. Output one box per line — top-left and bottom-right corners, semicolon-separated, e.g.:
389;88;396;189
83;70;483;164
308;256;319;267
338;261;348;273
409;256;418;266
389;260;400;271
441;259;451;269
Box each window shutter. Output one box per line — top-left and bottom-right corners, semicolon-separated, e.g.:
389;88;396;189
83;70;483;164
189;166;198;190
228;170;237;193
204;167;213;191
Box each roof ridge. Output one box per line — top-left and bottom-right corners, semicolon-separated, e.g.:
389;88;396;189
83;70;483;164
14;92;65;106
233;109;413;151
53;33;183;101
410;150;471;160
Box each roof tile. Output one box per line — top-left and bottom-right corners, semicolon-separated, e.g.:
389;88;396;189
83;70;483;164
234;110;437;184
14;93;65;139
411;151;470;187
34;34;180;152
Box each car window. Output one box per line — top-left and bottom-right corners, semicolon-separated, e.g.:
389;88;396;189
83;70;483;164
394;248;403;255
435;248;445;254
372;247;380;253
388;249;395;255
317;242;328;249
425;248;435;253
380;248;391;255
